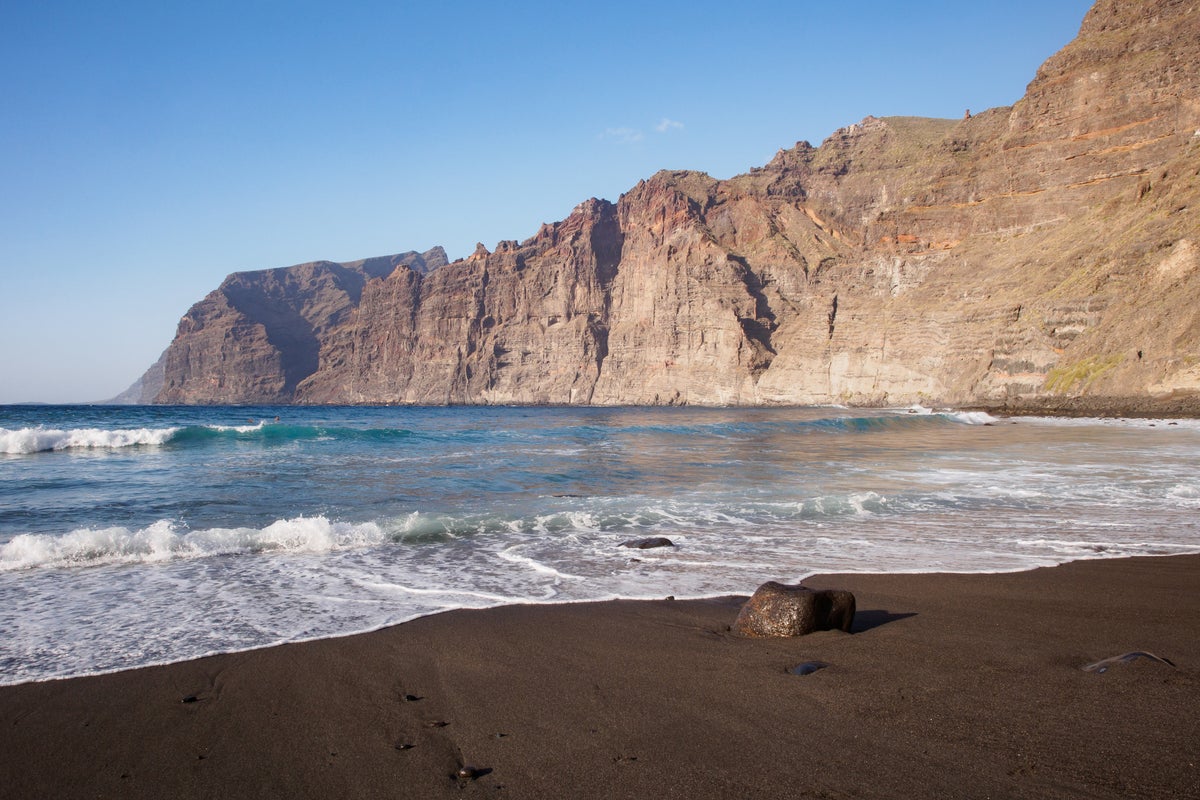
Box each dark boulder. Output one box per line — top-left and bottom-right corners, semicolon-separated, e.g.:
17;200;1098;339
733;582;856;637
620;537;675;549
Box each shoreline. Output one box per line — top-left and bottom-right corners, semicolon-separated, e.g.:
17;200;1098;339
3;554;1197;799
11;399;1200;420
8;550;1200;690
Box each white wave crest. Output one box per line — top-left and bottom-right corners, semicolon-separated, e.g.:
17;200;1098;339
0;516;387;571
947;410;1000;425
0;426;180;454
209;422;266;433
1167;484;1200;508
897;405;998;425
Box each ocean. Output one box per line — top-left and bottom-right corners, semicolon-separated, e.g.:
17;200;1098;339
2;404;1198;686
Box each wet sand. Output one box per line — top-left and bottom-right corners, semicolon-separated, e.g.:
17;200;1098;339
2;555;1198;799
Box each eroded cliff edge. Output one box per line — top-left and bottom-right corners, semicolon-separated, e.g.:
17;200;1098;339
135;0;1200;413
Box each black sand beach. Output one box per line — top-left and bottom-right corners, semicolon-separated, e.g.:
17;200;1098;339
2;555;1198;799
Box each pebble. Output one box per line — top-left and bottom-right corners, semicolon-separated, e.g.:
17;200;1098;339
788;661;829;676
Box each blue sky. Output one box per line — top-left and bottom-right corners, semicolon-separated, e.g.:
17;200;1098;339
1;0;1094;403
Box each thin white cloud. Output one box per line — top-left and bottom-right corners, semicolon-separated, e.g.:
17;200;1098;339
599;127;645;144
655;118;684;133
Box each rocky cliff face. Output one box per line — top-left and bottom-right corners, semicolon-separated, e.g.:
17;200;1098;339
152;249;446;404
137;0;1200;412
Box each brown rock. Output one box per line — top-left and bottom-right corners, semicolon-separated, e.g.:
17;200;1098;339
733;582;856;638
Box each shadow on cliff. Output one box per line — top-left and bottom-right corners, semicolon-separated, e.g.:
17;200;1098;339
222;263;376;398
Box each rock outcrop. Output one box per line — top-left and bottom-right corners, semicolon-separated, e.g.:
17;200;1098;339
132;1;1200;413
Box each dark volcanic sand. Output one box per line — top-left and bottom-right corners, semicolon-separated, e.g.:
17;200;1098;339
2;555;1198;799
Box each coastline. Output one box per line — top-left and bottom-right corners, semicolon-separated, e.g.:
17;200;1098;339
28;396;1200;420
2;554;1197;799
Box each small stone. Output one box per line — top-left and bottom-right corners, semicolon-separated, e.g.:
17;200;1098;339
620;537;674;549
457;766;491;780
788;661;829;676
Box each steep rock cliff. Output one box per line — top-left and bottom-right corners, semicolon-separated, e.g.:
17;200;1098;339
298;203;619;404
139;0;1200;412
152;249;445;404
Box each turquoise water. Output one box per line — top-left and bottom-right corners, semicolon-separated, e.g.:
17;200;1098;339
3;404;1199;685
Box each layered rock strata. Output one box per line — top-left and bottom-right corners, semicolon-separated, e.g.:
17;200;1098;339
137;1;1200;412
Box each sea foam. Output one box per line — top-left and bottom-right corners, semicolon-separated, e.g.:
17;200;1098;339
0;516;389;571
0;426;180;454
900;405;999;425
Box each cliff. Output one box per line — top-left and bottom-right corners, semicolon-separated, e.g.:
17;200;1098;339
136;0;1200;412
151;249;447;404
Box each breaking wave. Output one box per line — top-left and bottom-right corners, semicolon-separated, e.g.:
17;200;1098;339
0;426;181;454
900;405;1000;425
0;517;389;571
1;409;997;456
0;489;897;572
0;422;419;454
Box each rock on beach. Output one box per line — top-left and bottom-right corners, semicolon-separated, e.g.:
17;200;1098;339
733;582;856;637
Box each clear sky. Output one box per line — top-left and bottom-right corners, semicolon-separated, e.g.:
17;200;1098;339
1;0;1095;404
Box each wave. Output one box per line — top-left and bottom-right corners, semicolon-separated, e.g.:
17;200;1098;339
1167;484;1200;508
607;410;998;442
0;422;417;454
8;487;1189;577
2;406;1006;456
0;490;898;572
779;409;998;432
899;405;1000;425
0;426;181;454
0;517;390;571
168;422;416;447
